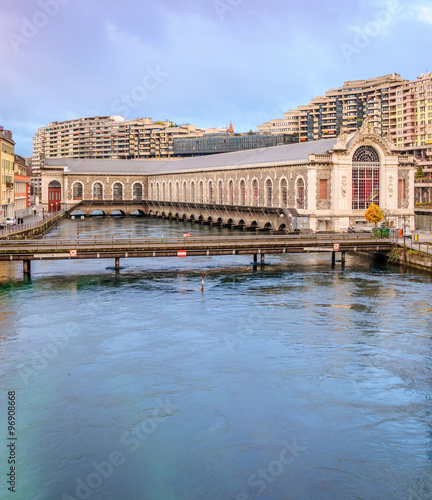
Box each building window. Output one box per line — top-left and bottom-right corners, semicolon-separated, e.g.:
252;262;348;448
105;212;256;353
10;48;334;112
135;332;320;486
252;179;259;206
113;182;123;201
398;179;406;200
162;182;166;201
93;182;103;200
297;178;305;209
176;182;180;202
150;183;154;199
319;179;328;200
199;181;204;203
191;181;195;203
169;182;173;201
183;181;187;202
240;180;246;206
281;179;288;206
209;181;214;203
73;182;83;200
352;146;380;210
156;183;160;200
217;181;224;204
266;179;272;207
229;180;234;205
133;183;143;201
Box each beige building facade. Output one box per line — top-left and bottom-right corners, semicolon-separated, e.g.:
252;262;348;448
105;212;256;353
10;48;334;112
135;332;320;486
41;123;416;232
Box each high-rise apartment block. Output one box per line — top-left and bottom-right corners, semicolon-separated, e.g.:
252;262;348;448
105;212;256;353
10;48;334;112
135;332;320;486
32;116;201;197
258;74;407;142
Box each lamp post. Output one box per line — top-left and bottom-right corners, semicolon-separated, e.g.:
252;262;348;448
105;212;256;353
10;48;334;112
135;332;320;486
403;216;406;262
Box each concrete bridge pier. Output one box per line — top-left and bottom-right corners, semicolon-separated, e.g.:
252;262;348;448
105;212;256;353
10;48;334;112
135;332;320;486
341;252;346;264
261;254;265;267
253;254;258;264
23;260;31;276
115;257;120;272
332;252;336;265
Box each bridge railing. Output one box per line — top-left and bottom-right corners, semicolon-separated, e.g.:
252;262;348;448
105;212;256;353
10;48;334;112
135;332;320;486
0;211;65;239
0;233;393;250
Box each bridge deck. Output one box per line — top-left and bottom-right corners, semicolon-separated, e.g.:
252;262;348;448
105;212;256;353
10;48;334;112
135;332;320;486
0;234;393;261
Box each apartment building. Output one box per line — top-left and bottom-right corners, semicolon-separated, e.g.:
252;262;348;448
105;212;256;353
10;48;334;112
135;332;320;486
0;128;15;223
258;74;407;142
32;116;208;197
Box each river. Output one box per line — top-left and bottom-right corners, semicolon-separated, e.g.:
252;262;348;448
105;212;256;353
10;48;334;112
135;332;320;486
1;217;432;500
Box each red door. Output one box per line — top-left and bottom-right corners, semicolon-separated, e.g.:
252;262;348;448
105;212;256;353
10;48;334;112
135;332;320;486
48;186;61;212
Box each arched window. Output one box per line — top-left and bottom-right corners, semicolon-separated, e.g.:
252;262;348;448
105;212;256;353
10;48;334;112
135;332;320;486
209;181;214;203
113;182;123;201
352;146;380;210
156;183;160;201
296;178;305;209
169;182;173;201
218;181;224;204
150;183;154;200
176;182;180;202
229;180;234;205
191;181;195;203
199;181;204;204
183;181;187;202
162;182;166;201
133;183;143;201
240;180;246;206
266;179;272;207
93;182;103;200
281;179;288;206
252;179;259;206
73;182;83;200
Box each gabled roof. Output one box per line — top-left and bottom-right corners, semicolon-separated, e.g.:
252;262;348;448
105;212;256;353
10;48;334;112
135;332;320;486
44;138;338;175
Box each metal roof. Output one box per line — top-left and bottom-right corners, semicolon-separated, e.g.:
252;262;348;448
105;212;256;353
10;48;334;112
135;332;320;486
44;138;338;175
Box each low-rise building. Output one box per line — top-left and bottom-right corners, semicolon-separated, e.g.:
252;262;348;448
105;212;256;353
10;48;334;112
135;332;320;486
14;155;31;218
0;128;15;224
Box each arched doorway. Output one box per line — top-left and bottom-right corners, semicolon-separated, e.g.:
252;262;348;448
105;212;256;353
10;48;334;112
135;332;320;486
48;181;61;212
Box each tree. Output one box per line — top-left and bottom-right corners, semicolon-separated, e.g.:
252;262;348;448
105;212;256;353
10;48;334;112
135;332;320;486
365;203;383;225
415;165;425;179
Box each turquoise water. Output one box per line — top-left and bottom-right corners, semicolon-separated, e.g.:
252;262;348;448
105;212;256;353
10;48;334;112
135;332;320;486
1;217;432;499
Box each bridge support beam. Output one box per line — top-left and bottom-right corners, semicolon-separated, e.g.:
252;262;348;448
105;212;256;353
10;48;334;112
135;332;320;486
331;252;336;265
23;260;31;276
115;257;120;272
261;254;265;266
341;251;346;264
253;254;258;264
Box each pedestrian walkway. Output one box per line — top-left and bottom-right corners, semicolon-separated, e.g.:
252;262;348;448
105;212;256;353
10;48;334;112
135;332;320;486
0;212;63;238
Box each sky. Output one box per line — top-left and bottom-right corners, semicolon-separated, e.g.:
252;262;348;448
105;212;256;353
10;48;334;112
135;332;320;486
1;0;432;156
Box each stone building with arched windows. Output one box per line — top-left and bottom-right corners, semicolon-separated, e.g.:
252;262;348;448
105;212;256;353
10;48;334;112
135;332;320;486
41;120;416;232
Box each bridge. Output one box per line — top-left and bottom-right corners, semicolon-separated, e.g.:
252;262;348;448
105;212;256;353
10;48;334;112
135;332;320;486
66;200;300;231
0;234;394;276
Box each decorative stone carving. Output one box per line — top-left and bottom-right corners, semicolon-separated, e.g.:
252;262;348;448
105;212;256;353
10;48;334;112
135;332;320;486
333;131;348;151
341;175;347;197
388;176;394;198
359;117;378;135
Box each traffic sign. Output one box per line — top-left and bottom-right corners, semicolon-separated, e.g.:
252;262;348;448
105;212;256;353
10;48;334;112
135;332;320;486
177;250;187;257
70;249;77;257
183;233;191;237
333;243;340;251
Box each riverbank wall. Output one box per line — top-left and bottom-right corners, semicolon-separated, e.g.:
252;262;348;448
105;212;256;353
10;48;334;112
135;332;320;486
0;213;66;240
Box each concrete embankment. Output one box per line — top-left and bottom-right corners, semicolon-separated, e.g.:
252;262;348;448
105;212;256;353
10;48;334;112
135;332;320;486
0;213;66;240
388;246;432;271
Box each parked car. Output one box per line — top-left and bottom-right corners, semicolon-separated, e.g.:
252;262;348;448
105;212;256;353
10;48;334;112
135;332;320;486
402;228;412;238
5;217;16;226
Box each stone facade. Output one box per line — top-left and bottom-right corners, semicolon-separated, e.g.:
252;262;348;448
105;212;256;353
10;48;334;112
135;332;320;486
41;123;417;232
